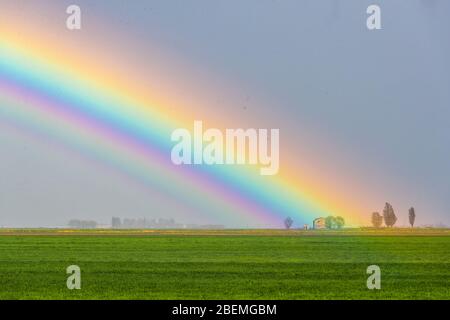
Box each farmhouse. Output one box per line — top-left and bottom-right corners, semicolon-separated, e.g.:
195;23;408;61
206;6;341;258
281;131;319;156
313;217;326;229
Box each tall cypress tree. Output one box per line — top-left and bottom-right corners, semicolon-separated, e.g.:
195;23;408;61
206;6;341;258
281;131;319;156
383;203;397;227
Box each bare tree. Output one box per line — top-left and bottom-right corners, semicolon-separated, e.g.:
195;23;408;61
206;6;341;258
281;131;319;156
409;207;416;228
383;202;397;227
284;217;293;229
371;212;383;228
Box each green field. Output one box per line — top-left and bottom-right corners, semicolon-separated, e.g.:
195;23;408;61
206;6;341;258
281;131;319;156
0;229;449;299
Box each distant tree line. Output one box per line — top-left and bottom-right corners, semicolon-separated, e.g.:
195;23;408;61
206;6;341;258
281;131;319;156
111;217;226;229
112;217;179;229
68;219;97;229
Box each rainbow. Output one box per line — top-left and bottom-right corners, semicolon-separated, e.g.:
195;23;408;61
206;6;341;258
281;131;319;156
0;29;359;227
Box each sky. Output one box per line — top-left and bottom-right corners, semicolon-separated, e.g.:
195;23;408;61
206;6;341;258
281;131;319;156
0;0;449;228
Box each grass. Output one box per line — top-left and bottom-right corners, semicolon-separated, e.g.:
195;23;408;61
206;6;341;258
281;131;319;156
0;228;449;299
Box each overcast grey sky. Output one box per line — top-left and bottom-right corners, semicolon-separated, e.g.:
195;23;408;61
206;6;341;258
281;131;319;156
0;0;449;227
